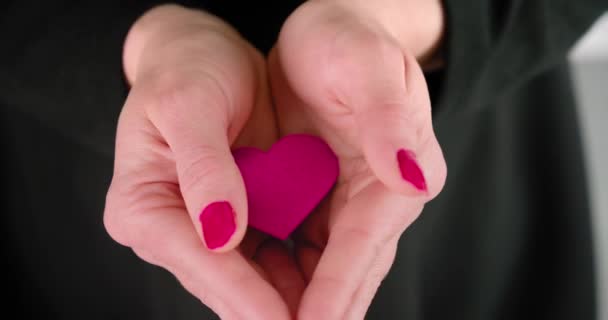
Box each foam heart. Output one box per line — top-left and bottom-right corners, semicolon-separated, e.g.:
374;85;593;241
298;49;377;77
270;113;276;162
232;134;339;239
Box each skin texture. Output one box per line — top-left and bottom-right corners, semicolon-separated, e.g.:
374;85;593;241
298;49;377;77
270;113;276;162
104;1;446;319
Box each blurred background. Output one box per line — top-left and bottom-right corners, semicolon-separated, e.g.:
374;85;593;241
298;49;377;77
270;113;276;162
569;12;608;320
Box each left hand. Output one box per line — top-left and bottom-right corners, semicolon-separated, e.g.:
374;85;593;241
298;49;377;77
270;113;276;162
268;1;447;318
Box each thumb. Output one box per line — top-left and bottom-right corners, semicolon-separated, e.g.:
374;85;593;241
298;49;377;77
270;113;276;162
146;79;249;252
331;34;446;198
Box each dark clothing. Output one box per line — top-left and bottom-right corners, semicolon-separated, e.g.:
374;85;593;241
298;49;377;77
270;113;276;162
1;1;605;319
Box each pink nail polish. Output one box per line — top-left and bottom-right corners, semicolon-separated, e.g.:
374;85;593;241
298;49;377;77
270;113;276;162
397;149;427;192
199;201;236;250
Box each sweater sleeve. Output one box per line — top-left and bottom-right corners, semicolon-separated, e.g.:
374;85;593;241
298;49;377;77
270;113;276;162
0;1;206;156
436;0;607;116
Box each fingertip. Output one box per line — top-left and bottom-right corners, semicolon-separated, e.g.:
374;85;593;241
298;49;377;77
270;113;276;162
359;117;446;200
396;148;428;193
199;200;247;252
361;136;428;198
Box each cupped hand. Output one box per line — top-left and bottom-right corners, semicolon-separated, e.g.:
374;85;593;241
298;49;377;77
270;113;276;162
104;5;305;319
268;1;447;318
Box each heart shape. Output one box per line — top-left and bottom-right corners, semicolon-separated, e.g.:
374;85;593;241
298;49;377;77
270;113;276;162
233;134;339;239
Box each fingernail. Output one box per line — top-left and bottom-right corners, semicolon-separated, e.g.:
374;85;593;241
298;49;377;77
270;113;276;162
199;201;236;250
397;149;427;192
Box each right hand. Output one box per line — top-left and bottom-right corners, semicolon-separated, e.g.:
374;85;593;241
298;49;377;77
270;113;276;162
268;1;446;318
104;5;304;319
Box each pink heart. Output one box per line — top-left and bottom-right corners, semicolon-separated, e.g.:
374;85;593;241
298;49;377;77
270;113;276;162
232;134;339;240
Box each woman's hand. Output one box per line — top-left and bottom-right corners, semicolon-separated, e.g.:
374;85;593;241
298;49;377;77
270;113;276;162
104;5;304;319
268;1;447;318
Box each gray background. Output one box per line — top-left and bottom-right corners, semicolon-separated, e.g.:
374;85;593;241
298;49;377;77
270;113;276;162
569;12;608;320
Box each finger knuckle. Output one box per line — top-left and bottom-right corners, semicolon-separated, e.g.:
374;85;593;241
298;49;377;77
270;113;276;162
103;181;132;246
333;224;385;258
177;146;227;196
104;174;183;249
103;209;127;246
131;247;161;266
392;203;425;234
143;70;232;128
176;270;203;297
